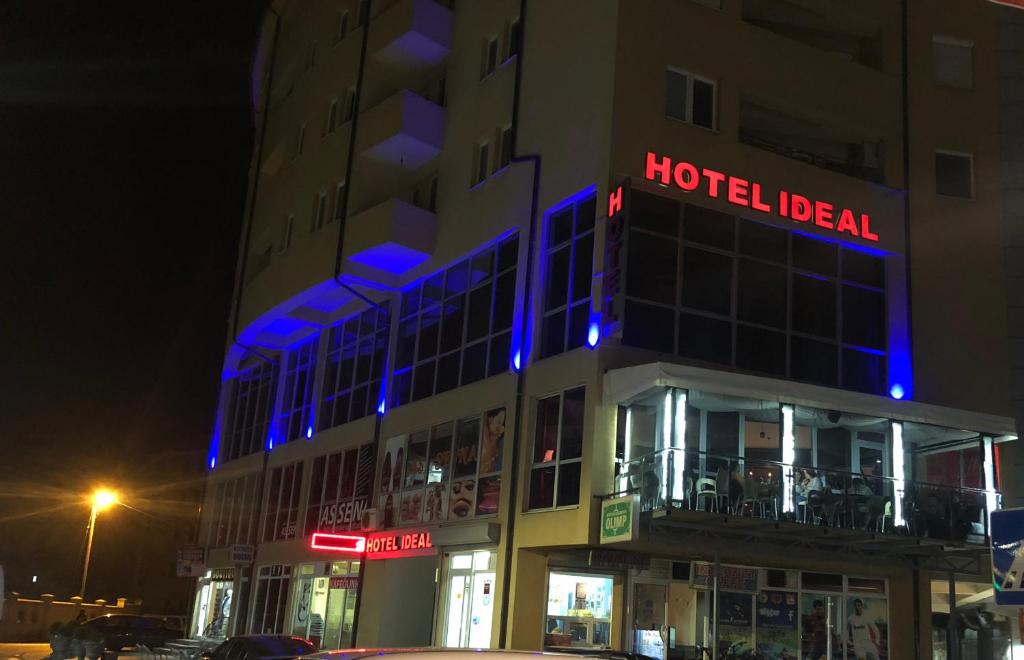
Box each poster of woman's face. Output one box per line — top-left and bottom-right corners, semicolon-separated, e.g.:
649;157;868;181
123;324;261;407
480;408;506;474
449;479;477;518
380;435;407;494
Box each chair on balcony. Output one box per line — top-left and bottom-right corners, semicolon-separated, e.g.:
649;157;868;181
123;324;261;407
875;498;893;533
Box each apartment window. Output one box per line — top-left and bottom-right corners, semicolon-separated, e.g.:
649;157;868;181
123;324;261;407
481;36;499;79
392;234;519;408
356;0;369;28
305;442;376;534
665;68;716;130
935;151;973;199
319;306;390;430
622;191;888;394
312;191;328;231
505;18;521;61
278;335;318;443
306;41;317;72
325;98;339;135
224;361;278;462
262;461;304;542
528;387;586;510
344;87;357;123
472;140;490;186
280;214;295;252
540;192;596;359
292;123;305;159
496;126;513;173
207;473;260;547
333;181;347;222
335;11;350;43
932;35;973;89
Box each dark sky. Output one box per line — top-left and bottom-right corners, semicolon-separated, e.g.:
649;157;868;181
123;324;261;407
0;1;265;605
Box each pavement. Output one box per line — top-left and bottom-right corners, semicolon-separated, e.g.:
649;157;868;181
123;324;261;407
0;643;51;660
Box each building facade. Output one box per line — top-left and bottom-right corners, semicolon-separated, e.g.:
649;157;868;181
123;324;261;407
191;1;1024;658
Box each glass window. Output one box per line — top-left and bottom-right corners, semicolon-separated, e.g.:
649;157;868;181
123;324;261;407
932;36;973;89
935;151;973;198
737;259;786;329
541;193;596;359
681;247;731;315
279;336;318;444
627;232;677;305
545;572;614;650
263;462;304;542
665;68;716;130
223;361;278;462
529;387;587;510
320;308;389;430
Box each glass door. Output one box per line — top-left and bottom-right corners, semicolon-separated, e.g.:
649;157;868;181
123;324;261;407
800;593;842;659
322;561;359;649
442;551;497;648
632;582;667;660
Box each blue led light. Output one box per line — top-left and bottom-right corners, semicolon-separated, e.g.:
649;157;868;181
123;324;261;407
208;456;217;470
306;425;313;439
889;383;905;400
512;350;522;372
587;322;600;348
377;398;386;415
267;436;275;450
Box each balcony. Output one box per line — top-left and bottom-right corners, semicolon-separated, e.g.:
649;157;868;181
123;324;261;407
355;89;445;170
343;197;437;275
369;0;454;72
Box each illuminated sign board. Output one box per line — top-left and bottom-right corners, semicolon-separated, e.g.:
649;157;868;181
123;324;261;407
602;179;630;334
310;532;366;553
643;151;879;242
365;530;435;559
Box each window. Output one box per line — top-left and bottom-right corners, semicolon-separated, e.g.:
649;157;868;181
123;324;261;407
325;98;339;135
343;87;357;123
263;461;305;542
540;192;596;359
318;306;390;430
932;35;973;89
333;181;347;222
292;123;305;160
312;191;328;231
528;387;586;509
278;335;318;443
335;11;350;43
935;151;973;199
481;35;498;79
279;214;295;252
622;191;888;394
207;473;260;547
223;361;278;461
304;442;375;534
392;234;519;408
472;140;490;186
665;68;716;130
377;408;506;526
251;565;292;635
496;125;513;172
505;18;521;61
356;0;369;28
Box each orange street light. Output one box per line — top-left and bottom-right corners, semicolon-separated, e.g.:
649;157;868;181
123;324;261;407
80;488;120;599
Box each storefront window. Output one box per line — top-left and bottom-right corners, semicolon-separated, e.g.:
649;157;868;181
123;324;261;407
251;565;292;634
192;570;235;639
442;551;497;648
545;571;613;649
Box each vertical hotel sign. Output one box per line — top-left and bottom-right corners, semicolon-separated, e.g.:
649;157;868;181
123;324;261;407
602;179;630;338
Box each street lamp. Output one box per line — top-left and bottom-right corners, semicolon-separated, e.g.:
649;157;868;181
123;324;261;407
80;488;119;599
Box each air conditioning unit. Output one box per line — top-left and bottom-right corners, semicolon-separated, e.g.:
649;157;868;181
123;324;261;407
360;508;379;530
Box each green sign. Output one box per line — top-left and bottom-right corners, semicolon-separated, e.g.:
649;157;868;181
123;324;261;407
600;495;637;544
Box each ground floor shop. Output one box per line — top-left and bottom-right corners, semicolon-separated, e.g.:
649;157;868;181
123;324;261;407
190;568;238;639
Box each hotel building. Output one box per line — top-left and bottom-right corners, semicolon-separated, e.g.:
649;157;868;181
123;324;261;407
190;1;1024;658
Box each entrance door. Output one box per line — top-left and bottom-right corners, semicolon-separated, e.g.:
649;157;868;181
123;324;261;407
632;582;667;660
442;551;496;648
800;593;842;659
322;561;359;649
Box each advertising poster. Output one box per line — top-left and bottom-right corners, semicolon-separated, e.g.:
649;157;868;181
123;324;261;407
717;592;753;658
427;424;453;484
845;597;888;660
756;590;798;660
379;435;407;527
450;479;477;518
424;481;448;522
400;491;423;524
480;407;506;473
801;594;842;660
405;432;427;489
454;417;480;477
476;475;501;515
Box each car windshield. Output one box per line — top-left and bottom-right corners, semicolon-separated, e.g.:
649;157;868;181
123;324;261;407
249;637;315;657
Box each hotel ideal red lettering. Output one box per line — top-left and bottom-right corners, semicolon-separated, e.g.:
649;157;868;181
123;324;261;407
643;151;879;242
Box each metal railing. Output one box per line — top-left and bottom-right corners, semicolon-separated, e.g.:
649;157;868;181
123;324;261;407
611;447;998;544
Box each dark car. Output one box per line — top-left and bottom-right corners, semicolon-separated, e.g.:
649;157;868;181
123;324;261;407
83;614;184;652
202;635;317;660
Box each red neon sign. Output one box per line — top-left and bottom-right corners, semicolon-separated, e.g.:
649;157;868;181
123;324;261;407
365;530;435;559
643;151;879;242
310;532;366;553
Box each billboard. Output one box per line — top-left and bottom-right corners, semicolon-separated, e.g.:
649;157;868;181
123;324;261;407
992;508;1024;605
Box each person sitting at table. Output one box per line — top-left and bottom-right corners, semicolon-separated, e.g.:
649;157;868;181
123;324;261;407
795;468;823;504
850;476;874;496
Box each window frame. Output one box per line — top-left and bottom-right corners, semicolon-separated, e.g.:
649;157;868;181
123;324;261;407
934;149;975;200
481;35;499;79
325;98;339;135
312;191;328;232
333;181;347;223
293;123;305;160
505;18;521;62
472;140;491;187
665;66;717;131
262;461;305;543
931;34;974;90
224;361;279;462
495;125;513;173
318;306;391;431
335;10;350;43
539;192;596;359
278;335;319;443
280;214;295;253
527;386;587;511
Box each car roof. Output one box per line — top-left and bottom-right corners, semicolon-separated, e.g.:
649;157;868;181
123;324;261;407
309;650;603;660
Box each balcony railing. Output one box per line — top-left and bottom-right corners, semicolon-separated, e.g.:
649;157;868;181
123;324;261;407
610;448;998;545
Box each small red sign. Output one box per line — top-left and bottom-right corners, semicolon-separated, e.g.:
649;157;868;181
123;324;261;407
329;576;360;590
365;530;435;559
310;532;366;553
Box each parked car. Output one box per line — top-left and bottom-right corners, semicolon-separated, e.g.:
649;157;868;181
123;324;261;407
306;650;636;660
548;649;659;660
81;614;183;652
201;635;317;660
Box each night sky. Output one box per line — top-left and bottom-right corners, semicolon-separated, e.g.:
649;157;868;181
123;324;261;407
0;1;265;607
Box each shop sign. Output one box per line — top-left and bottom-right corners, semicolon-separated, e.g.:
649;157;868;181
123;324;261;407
603;179;630;335
643;151;880;243
176;545;206;577
600;495;638;544
365;529;435;559
329;576;359;589
318;496;371;529
589;549;649;570
210;568;235;581
690;562;758;593
310;532;366;553
991;508;1024;605
229;544;254;563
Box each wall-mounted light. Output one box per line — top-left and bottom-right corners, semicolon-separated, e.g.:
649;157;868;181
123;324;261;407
892;421;905;527
512;350;522;372
889;384;905;400
377;398;386;415
782;405;795;514
984;436;998;515
587;323;600;349
208;456;217;470
267;436;275;451
673;390;687;502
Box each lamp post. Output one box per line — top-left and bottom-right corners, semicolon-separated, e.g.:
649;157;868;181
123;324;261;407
80;488;118;599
